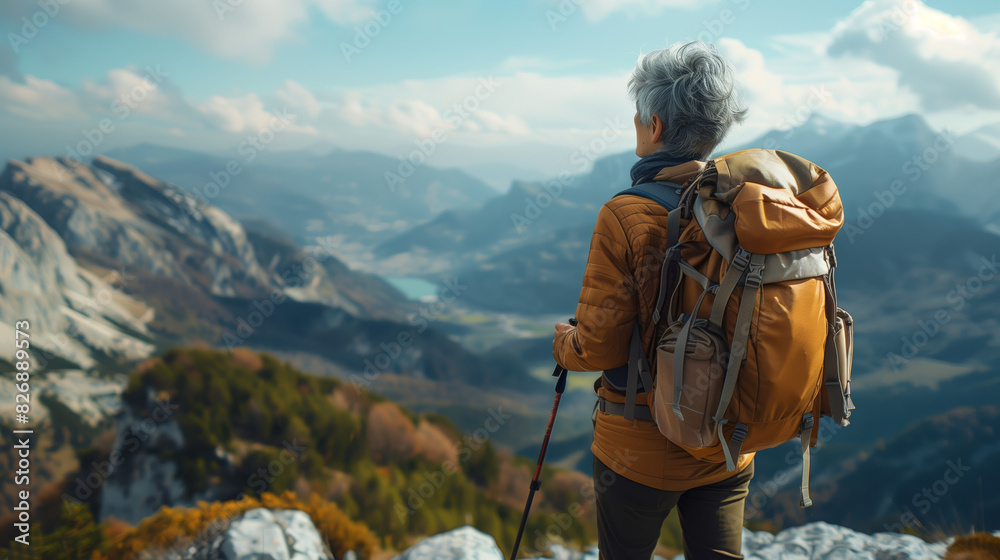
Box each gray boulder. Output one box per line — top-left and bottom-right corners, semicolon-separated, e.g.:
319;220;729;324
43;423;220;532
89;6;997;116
198;508;337;560
392;525;504;560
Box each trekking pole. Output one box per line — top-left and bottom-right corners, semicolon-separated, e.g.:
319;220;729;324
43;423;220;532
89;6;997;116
509;318;575;560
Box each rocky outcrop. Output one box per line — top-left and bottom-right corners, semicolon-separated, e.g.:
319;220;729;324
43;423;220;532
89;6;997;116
392;523;997;560
0;189;153;369
206;508;336;560
0;156;269;298
392;525;505;560
140;507;349;560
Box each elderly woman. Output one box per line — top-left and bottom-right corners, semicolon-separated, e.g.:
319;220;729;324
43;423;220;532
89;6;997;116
552;41;751;559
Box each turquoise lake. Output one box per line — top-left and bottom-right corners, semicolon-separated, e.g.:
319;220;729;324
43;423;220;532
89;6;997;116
384;276;439;301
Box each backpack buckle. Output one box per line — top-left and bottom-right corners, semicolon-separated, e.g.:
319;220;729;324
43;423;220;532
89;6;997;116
801;413;814;433
731;423;748;443
732;248;750;269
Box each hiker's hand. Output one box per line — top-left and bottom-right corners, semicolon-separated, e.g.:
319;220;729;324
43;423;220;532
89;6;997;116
554;322;574;338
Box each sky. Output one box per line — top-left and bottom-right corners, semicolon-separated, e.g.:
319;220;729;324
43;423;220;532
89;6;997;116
1;0;999;183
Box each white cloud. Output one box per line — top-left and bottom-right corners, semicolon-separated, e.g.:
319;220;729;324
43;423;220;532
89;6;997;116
26;0;378;64
0;76;82;120
277;79;322;118
325;72;630;147
475;110;531;136
827;0;1000;110
197;93;317;135
717;38;786;108
11;0;1000;177
716;37;921;146
79;67;181;121
384;100;445;137
338;91;376;128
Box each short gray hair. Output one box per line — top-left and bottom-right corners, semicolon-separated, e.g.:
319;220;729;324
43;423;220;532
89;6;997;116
628;41;748;159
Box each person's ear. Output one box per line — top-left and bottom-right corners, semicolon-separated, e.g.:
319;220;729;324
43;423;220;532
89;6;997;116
650;114;664;144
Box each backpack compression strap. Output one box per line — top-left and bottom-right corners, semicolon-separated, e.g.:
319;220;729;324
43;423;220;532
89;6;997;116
709;247;766;472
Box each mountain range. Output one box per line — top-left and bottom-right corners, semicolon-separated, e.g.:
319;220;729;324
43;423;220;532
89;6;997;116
0;153;543;390
364;114;1000;314
1;112;998;542
102;143;500;252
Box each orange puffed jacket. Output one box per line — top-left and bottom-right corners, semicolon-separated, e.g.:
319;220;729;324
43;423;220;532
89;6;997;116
552;159;754;491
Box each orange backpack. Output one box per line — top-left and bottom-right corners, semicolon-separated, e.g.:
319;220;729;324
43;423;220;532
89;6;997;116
619;149;855;508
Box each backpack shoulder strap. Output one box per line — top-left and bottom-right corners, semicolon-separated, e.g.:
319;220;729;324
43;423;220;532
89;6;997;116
613;181;685;212
605;181;685;421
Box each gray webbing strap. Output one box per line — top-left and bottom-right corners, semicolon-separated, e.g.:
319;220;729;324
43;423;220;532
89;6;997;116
726;424;748;466
624;321;652;422
709;247;751;333
821;248;851;426
667;205;682;246
714;252;766;471
672;284;714;421
822;277;843;415
653;241;688;324
677;261;714;290
636;324;654;399
666;271;684;325
625;321;640;422
799;414;814;507
599;397;653;422
652;207;686;325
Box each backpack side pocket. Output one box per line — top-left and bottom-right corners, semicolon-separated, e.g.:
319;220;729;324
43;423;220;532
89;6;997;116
650;317;729;449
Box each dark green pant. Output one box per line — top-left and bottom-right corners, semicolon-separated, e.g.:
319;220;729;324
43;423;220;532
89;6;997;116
594;456;754;560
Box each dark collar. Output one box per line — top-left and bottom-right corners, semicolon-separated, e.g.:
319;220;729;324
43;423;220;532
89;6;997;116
630;151;697;186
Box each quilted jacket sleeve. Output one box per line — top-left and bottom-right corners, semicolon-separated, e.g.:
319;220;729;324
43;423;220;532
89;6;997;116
553;203;638;371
